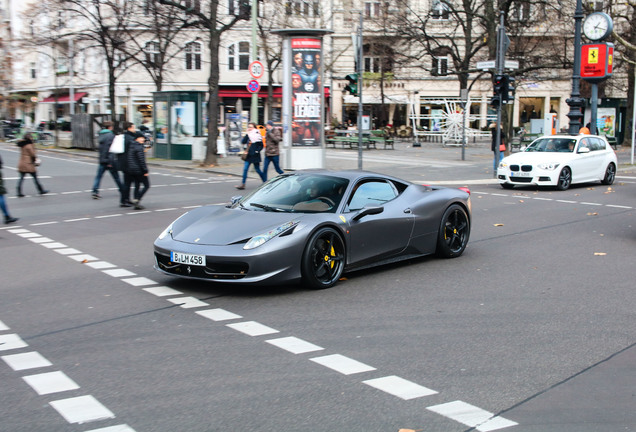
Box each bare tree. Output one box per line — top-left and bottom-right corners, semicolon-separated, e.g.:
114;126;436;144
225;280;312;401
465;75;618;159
158;0;248;166
610;2;636;145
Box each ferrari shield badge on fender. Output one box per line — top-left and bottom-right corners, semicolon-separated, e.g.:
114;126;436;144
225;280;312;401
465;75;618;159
339;215;347;223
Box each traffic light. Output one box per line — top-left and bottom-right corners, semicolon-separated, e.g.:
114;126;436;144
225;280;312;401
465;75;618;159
490;94;501;108
344;73;358;96
493;74;509;102
506;76;516;102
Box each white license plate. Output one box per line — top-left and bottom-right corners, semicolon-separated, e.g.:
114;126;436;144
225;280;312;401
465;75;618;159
170;251;205;266
511;172;530;177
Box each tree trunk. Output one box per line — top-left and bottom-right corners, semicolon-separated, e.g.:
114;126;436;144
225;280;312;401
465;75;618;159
204;31;221;166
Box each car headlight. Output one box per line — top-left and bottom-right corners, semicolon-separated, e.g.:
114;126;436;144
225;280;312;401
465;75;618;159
538;163;560;170
157;213;187;240
498;162;508;169
244;221;298;250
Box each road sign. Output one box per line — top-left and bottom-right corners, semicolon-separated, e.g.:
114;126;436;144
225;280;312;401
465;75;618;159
249;61;264;79
476;60;496;70
505;60;519;69
246;80;260;93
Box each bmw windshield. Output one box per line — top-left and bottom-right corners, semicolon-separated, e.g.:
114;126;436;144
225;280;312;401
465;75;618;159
525;138;576;153
234;174;350;213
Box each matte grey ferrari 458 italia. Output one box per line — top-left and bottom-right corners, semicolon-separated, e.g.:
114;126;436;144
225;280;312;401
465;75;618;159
154;170;471;289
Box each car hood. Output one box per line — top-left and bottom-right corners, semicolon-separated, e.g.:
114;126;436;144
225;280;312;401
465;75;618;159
171;206;304;246
502;151;574;165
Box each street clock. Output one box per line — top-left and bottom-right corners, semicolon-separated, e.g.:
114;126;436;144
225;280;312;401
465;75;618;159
583;12;613;41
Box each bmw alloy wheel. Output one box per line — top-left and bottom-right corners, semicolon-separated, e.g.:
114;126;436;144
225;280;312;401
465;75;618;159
556;167;571;190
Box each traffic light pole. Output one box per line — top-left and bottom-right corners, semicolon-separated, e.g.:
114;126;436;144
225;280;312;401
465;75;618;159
494;12;505;178
356;12;364;170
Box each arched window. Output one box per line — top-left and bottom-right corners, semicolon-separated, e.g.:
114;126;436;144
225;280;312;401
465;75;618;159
228;41;250;71
431;0;450;20
185;42;202;70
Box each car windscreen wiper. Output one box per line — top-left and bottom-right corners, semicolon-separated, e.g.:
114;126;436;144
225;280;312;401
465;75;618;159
250;202;287;212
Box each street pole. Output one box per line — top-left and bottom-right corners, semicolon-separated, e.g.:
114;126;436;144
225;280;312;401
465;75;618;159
632;72;636;164
356;11;364;170
494;12;505;178
69;38;75;116
250;0;258;124
566;0;584;134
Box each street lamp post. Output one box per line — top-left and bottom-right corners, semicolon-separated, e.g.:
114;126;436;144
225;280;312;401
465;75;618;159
566;0;585;135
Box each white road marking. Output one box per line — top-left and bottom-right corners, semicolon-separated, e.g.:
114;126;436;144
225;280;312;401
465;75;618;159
41;242;68;249
102;269;136;278
556;199;576;203
94;214;122;219
227;321;280;336
17;232;41;238
0;320;8;331
156;208;178;212
427;400;518;431
7;228;30;234
30;221;59;226
143;286;184;297
2;351;53;371
28;237;54;243
23;371;80;395
196;308;243;321
84;425;137;432
166;296;209;309
121;277;156;287
85;261;117;270
607;204;632;209
49;395;115;424
68;254;98;262
54;248;82;255
310;354;376;375
266;336;324;354
363;375;438;400
0;334;29;351
65;218;90;222
580;202;602;206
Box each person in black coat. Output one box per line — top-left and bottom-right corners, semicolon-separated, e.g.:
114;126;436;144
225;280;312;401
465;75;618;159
91;121;123;200
0;154;19;224
125;132;150;210
119;122;137;207
236;122;266;190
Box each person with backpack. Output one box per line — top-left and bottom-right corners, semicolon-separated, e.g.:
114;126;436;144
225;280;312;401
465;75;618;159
236;122;266;190
91;121;123;200
263;120;284;181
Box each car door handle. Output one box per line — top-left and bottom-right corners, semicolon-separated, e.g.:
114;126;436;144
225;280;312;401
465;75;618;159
403;208;412;214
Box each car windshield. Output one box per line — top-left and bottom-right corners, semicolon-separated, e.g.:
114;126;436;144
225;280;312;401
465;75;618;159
235;174;350;213
525;138;576;153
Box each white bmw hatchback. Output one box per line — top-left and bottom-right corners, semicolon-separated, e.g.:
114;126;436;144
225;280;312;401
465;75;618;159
497;134;617;190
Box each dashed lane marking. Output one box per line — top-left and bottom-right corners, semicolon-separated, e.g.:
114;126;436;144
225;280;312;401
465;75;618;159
473;190;633;210
5;227;519;431
23;371;81;395
2;351;53;371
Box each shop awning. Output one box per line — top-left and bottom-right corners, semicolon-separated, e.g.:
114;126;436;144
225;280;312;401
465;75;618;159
218;86;330;98
41;92;88;103
343;94;410;104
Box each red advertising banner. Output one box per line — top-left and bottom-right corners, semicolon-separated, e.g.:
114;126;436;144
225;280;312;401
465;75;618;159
581;43;614;82
290;38;322;146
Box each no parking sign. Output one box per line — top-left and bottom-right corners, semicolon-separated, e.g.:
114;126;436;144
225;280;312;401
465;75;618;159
246;80;260;93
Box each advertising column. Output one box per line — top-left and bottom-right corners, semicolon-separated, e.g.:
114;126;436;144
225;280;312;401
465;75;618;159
274;29;332;170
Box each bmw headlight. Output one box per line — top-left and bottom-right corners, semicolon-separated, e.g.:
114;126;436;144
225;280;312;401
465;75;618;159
538;163;560;170
498;162;508;169
244;221;298;250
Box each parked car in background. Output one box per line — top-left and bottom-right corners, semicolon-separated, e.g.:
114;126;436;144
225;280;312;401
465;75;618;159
497;134;617;190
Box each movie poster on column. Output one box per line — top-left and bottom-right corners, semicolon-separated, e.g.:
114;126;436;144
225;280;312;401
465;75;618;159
291;38;322;146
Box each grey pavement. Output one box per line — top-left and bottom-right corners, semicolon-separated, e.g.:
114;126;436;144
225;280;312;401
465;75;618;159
3;137;635;185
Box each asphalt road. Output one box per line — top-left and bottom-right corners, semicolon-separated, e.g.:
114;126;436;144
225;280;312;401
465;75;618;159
1;142;635;432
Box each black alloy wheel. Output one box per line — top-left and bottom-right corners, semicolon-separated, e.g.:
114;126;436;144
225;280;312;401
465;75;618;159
601;163;616;185
301;227;346;289
556;167;572;191
436;204;470;258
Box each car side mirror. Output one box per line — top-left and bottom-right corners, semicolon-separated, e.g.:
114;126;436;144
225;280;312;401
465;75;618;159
352;206;384;221
228;195;242;207
578;147;590;154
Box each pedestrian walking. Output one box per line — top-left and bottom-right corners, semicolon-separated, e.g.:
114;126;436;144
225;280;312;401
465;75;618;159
263;120;284;181
0;154;19;224
91;121;124;200
119;122;137;207
236;122;266;190
126;132;150;210
16;133;48;197
490;123;506;172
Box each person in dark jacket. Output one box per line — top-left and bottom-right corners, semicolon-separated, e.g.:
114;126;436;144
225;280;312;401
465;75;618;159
263;120;284;181
236;122;266;190
0;154;18;224
16;133;48;197
91;121;123;200
119;122;137;207
125;132;150;210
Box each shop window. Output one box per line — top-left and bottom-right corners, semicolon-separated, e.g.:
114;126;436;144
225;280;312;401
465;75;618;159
185;42;202;70
228;41;250;71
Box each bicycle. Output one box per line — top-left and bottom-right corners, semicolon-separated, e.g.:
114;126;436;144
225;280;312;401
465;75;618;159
29;129;55;146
